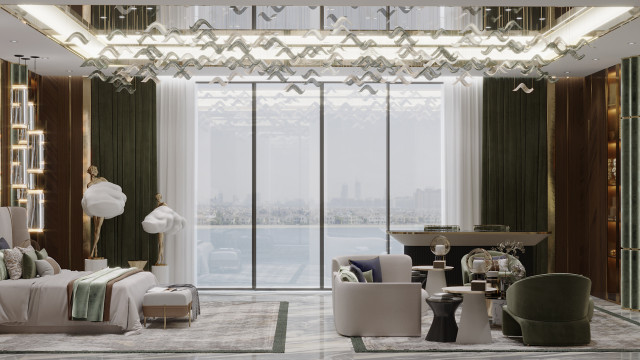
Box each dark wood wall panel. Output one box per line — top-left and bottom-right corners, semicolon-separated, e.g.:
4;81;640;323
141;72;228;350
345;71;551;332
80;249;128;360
39;76;84;270
554;72;608;299
1;62;10;206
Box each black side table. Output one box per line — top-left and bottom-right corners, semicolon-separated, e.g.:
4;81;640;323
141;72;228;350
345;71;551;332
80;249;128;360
425;296;462;342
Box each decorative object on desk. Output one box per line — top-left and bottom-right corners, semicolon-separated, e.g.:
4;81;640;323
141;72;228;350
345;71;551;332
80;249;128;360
81;165;127;271
473;224;510;232
424;225;460;232
466;248;492;281
491;240;526;296
142;193;186;284
430;235;450;269
608;158;617;186
470;280;486;291
128;260;148;270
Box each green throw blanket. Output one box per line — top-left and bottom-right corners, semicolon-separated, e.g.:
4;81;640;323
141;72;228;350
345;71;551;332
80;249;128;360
71;267;137;321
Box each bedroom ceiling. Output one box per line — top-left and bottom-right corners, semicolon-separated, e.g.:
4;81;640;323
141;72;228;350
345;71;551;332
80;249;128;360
0;4;638;84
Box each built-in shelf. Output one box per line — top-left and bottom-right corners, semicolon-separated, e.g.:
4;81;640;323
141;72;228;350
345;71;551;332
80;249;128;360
606;64;621;304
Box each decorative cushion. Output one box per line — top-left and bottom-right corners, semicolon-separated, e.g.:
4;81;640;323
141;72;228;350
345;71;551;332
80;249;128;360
0;238;9;250
362;269;373;283
349;264;366;283
338;266;358;282
349;257;383;282
35;259;54;277
2;248;23;280
0;251;7;280
45;257;62;274
36;248;48;260
21;251;38;279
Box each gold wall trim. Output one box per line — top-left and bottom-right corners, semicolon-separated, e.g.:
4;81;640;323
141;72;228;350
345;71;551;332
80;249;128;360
82;78;91;258
547;81;556;273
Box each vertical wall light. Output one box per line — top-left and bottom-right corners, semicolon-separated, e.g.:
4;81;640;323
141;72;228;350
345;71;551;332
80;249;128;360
9;63;44;233
621;55;640;310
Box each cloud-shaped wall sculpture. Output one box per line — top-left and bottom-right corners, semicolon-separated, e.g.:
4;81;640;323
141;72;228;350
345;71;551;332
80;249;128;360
141;206;186;235
81;182;127;219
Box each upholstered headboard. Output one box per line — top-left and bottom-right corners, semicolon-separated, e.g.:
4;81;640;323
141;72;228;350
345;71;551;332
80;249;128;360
0;207;29;248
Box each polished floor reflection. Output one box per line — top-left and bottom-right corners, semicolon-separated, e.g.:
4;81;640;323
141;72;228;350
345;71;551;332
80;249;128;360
1;291;639;360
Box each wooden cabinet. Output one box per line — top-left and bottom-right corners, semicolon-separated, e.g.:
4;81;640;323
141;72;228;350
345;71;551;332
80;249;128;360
606;65;621;303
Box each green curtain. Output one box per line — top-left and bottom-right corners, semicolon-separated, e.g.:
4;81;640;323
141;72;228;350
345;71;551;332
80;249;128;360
90;78;157;269
481;78;548;273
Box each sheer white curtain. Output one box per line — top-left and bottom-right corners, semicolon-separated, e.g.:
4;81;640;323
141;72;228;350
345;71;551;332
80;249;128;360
157;77;197;284
442;77;482;230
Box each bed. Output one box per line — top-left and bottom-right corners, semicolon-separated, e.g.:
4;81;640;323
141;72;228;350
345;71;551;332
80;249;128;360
0;207;157;333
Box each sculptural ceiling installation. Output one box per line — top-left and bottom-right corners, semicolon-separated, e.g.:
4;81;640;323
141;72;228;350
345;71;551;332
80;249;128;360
2;5;638;93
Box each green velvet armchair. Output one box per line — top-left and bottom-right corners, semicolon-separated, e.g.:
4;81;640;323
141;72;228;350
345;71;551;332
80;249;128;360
502;273;594;346
460;250;522;285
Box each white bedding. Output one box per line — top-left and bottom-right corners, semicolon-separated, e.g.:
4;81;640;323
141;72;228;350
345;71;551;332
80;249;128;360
0;270;157;332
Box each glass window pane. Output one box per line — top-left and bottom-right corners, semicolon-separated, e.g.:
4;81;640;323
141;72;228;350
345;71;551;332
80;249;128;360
390;6;482;31
257;6;320;29
196;84;252;288
324;6;387;30
389;84;443;254
156;6;252;30
256;83;320;288
323;83;387;286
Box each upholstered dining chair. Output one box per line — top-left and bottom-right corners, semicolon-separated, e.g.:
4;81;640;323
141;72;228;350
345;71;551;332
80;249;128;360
331;254;422;337
460;250;523;285
502;273;594;346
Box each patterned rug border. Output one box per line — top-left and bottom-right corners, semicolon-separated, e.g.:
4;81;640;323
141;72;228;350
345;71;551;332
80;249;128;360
0;301;288;354
351;305;640;353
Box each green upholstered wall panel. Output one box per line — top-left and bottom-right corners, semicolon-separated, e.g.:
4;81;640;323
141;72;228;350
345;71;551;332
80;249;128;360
481;78;548;274
621;56;640;309
90;78;157;269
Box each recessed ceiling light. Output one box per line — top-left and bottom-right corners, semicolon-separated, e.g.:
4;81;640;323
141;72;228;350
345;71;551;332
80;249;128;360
485;26;491;29
119;15;125;19
629;42;636;45
486;8;491;12
539;17;546;21
9;40;17;43
129;7;137;10
516;17;523;20
593;58;599;61
505;8;512;12
100;16;106;19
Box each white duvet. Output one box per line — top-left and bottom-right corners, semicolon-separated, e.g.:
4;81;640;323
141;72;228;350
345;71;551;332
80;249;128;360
0;270;157;332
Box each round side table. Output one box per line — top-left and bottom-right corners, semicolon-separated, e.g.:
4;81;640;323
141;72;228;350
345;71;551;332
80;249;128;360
442;285;498;344
425;295;462;342
412;265;454;296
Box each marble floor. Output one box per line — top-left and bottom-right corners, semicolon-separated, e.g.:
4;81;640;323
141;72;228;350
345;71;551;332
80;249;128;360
1;291;639;360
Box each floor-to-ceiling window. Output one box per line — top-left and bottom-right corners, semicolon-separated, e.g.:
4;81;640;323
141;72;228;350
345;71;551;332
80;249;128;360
196;82;444;288
323;84;388;284
196;84;253;288
256;84;321;288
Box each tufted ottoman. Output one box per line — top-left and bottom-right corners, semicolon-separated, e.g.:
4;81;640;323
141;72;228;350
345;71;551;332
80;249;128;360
142;288;192;329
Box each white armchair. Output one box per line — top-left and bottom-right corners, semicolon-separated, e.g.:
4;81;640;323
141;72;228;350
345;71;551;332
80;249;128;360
331;254;422;337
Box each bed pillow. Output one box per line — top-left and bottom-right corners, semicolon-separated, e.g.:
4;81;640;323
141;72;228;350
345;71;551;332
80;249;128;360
45;257;62;275
2;248;23;280
0;237;9;250
349;257;383;282
35;259;54;277
0;251;7;280
36;248;48;260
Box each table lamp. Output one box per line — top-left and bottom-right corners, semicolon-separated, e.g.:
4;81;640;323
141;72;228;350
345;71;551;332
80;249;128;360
81;165;127;271
430;235;450;268
141;193;186;284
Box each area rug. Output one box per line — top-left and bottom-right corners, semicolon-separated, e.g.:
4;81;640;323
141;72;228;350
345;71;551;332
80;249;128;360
352;306;640;352
0;301;288;354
